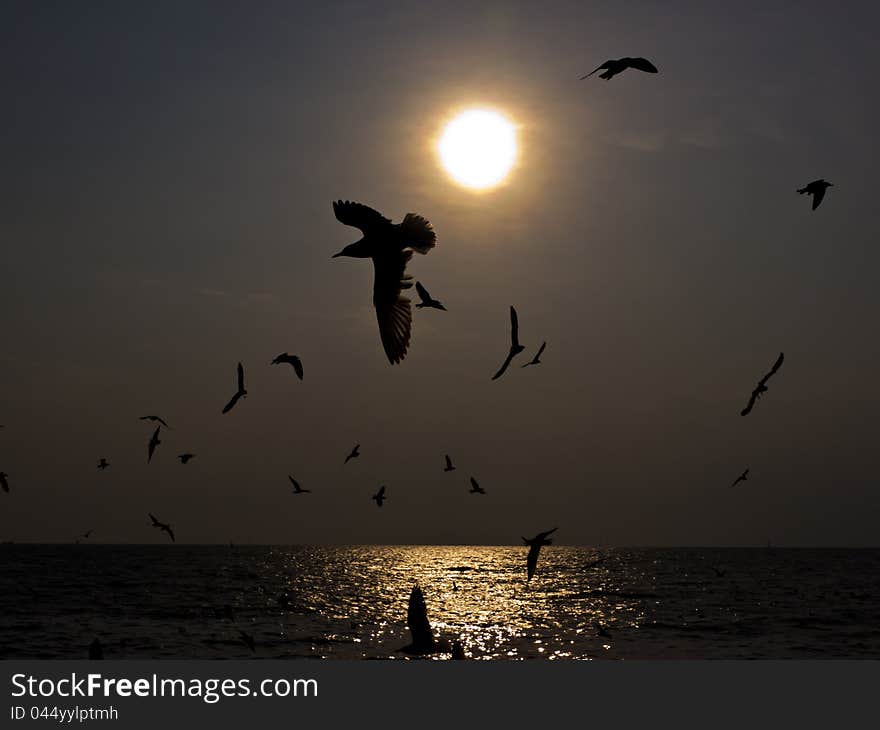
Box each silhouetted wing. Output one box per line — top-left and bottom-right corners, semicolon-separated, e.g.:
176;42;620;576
580;60;611;79
236;362;244;391
812;187;825;210
164;525;175;542
536;342;546;358
222;392;241;414
149;513;159;526
526;544;540;581
759;353;784;385
626;57;658;73
333;200;391;234
536;527;558;542
445;455;453;469
291;356;303;380
740;389;758;416
0;475;8;493
492;351;515;380
509;306;520;348
377;486;386;498
470;477;483;493
373;251;413;364
415;281;431;304
407;586;434;648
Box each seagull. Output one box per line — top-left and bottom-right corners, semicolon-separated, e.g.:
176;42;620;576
522;341;547;368
178;453;195;464
88;638;103;660
221;362;247;414
139;415;170;428
522;527;557;581
271;353;304;380
238;630;255;653
414;281;447;311
149;513;175;542
443;454;456;472
740;352;784;416
288;476;310;494
0;472;8;493
469;477;486;495
399;585;438;655
75;529;93;545
147;426;161;463
581;57;659;80
97;458;109;470
797;179;833;210
344;444;360;464
331;200;437;364
491;306;526;380
372;486;386;507
730;469;749;488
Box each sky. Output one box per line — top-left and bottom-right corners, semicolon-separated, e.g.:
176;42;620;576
1;0;879;545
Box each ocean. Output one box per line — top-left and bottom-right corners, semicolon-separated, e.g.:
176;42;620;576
1;545;878;660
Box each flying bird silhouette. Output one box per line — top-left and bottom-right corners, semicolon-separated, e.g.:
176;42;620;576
332;200;436;364
740;352;784;416
522;341;546;367
288;476;311;494
522;527;557;581
443;454;456;472
221;362;247;414
797;179;833;210
149;513;175;542
75;529;93;544
491;306;526;380
0;472;8;493
399;585;439;655
581;57;658;80
469;477;486;495
344;444;360;464
178;453;195;464
414;281;447;311
147;426;161;463
139;415;170;428
271;353;304;380
97;458;109;470
730;469;749;488
372;486;386;507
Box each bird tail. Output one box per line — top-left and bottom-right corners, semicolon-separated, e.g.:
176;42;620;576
400;213;436;254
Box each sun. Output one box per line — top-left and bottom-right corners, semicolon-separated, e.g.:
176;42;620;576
437;108;517;191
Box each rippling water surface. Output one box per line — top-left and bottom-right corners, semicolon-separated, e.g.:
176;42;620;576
1;545;878;659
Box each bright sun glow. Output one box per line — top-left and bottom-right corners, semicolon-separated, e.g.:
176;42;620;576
438;109;517;191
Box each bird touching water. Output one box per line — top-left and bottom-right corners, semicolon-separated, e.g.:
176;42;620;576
331;200;436;364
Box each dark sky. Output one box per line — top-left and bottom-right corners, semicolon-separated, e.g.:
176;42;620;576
2;1;879;545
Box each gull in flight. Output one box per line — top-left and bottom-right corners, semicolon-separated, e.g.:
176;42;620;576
443;454;456;472
178;453;195;464
469;477;486;495
398;585;442;655
288;476;311;494
97;458;109;470
221;362;247;414
344;444;360;464
730;469;749;488
332;200;436;364
797;179;833;210
740;352;784;416
139;415;170;428
581;57;658;80
522;527;557;581
492;306;526;380
372;486;387;507
271;353;304;380
147;426;161;463
522;341;546;368
149;513;175;542
414;281;447;311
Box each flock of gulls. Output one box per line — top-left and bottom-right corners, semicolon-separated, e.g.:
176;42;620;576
1;51;834;659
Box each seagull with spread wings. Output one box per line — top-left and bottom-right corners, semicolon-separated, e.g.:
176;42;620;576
414;281;447;311
492;306;526;380
288;476;310;494
331;200;437;364
97;458;110;470
797;179;833;210
730;469;749;488
271;353;304;380
469;477;486;495
443;454;456;472
522;341;546;368
522;527;557;581
344;444;360;464
178;453;195;464
372;485;387;507
581;57;658;80
147;426;161;463
149;513;175;542
221;362;247;414
740;352;784;416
